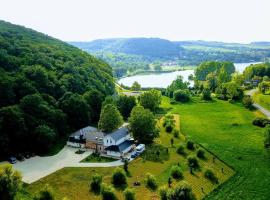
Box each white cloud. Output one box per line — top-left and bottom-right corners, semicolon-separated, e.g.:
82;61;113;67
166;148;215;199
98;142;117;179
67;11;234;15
0;0;269;42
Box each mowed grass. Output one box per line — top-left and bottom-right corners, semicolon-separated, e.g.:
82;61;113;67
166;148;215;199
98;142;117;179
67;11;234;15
253;91;270;111
26;114;233;200
160;96;270;200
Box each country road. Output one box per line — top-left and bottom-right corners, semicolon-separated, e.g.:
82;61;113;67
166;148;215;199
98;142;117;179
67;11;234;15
246;89;270;119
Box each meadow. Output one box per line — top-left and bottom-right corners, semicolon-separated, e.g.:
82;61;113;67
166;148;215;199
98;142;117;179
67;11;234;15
161;97;270;200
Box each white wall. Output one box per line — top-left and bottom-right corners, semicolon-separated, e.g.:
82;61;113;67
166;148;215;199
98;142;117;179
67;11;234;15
67;142;85;148
106;150;121;157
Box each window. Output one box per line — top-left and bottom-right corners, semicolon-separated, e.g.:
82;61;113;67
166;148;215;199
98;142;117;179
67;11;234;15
107;139;108;143
110;140;112;143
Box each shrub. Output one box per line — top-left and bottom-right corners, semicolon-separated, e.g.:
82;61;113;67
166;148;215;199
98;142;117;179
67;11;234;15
112;168;127;187
204;169;218;184
90;173;102;194
252;117;270;127
170;166;183;180
34;184;55;200
166;181;196;200
196;149;205;159
187;156;199;169
123;160;129;172
165;124;173;133
159;186;168;200
264;125;270;148
242;95;253;109
173;89;190;102
186;141;195;150
101;184;117;200
201;88;212;100
145;173;158;190
173;129;180;138
176;145;186;156
124;188;135;200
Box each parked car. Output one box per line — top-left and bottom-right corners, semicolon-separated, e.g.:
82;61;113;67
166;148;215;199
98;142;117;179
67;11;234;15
8;157;17;164
136;144;145;154
131;151;139;158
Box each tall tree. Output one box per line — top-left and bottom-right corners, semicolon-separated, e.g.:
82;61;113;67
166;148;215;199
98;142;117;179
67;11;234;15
59;93;91;131
117;95;137;120
128;106;158;144
83;90;104;122
98;104;123;132
139;89;161;112
131;81;141;91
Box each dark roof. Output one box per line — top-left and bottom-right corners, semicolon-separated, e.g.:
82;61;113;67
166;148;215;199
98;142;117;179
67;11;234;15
105;140;133;152
108;127;129;141
85;131;104;144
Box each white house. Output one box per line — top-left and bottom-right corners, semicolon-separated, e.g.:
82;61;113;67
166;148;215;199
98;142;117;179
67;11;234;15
104;127;134;157
67;126;134;158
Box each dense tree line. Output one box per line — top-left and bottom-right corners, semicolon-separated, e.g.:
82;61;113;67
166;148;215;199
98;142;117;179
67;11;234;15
0;20;114;158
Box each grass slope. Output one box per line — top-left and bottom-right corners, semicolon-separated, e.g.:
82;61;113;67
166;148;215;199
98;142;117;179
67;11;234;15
253;91;270;111
160;97;270;200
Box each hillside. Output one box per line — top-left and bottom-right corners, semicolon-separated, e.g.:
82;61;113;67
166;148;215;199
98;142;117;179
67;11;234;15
0;20;114;158
70;38;183;59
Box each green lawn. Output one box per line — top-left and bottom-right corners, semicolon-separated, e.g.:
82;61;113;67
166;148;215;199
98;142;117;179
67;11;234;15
160;96;270;200
253;91;270;111
26;114;233;200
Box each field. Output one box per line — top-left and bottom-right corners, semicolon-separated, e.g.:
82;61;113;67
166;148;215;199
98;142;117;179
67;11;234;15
25;114;233;200
253;91;270;111
160;97;270;200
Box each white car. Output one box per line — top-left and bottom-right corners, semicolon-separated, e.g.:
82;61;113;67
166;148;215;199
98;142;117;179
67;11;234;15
136;144;145;154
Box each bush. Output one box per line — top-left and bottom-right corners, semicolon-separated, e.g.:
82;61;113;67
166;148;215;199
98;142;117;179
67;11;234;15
90;173;102;194
201;88;212;100
186;141;195;150
252;117;270;127
204;169;218;184
145;173;158;190
124;188;135;200
176;145;186;156
173;89;190;102
159;186;168;200
166;181;196;200
264;125;270;148
173;129;180;138
187;156;199;169
101;184;118;200
170;166;183;180
242;95;253;109
196;149;205;159
165;124;173;133
34;184;55;200
112;168;127;187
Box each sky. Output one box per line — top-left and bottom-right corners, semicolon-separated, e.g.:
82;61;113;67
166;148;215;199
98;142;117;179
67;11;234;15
0;0;270;43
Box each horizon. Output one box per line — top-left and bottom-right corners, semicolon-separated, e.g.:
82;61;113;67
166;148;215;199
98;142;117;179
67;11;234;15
1;0;270;43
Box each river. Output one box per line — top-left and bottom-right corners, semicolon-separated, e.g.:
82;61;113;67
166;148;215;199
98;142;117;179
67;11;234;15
118;62;260;88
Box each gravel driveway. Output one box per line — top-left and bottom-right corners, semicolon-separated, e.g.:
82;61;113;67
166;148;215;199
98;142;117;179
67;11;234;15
12;146;124;184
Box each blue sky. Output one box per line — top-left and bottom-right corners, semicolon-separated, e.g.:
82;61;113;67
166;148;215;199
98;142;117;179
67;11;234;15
0;0;269;43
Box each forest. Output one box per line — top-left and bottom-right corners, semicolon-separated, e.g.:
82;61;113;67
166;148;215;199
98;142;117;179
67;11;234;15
0;20;115;158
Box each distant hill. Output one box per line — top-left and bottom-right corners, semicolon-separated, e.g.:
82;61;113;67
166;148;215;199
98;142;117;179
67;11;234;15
70;38;183;59
70;38;270;77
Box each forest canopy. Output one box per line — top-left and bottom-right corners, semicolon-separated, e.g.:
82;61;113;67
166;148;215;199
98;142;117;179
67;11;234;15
0;20;115;157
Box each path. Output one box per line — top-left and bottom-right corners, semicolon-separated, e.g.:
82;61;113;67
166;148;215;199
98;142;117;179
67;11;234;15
246;89;270;119
11;146;126;184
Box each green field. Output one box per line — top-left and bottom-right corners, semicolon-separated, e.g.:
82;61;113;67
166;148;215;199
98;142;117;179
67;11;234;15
253;91;270;111
160;97;270;200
